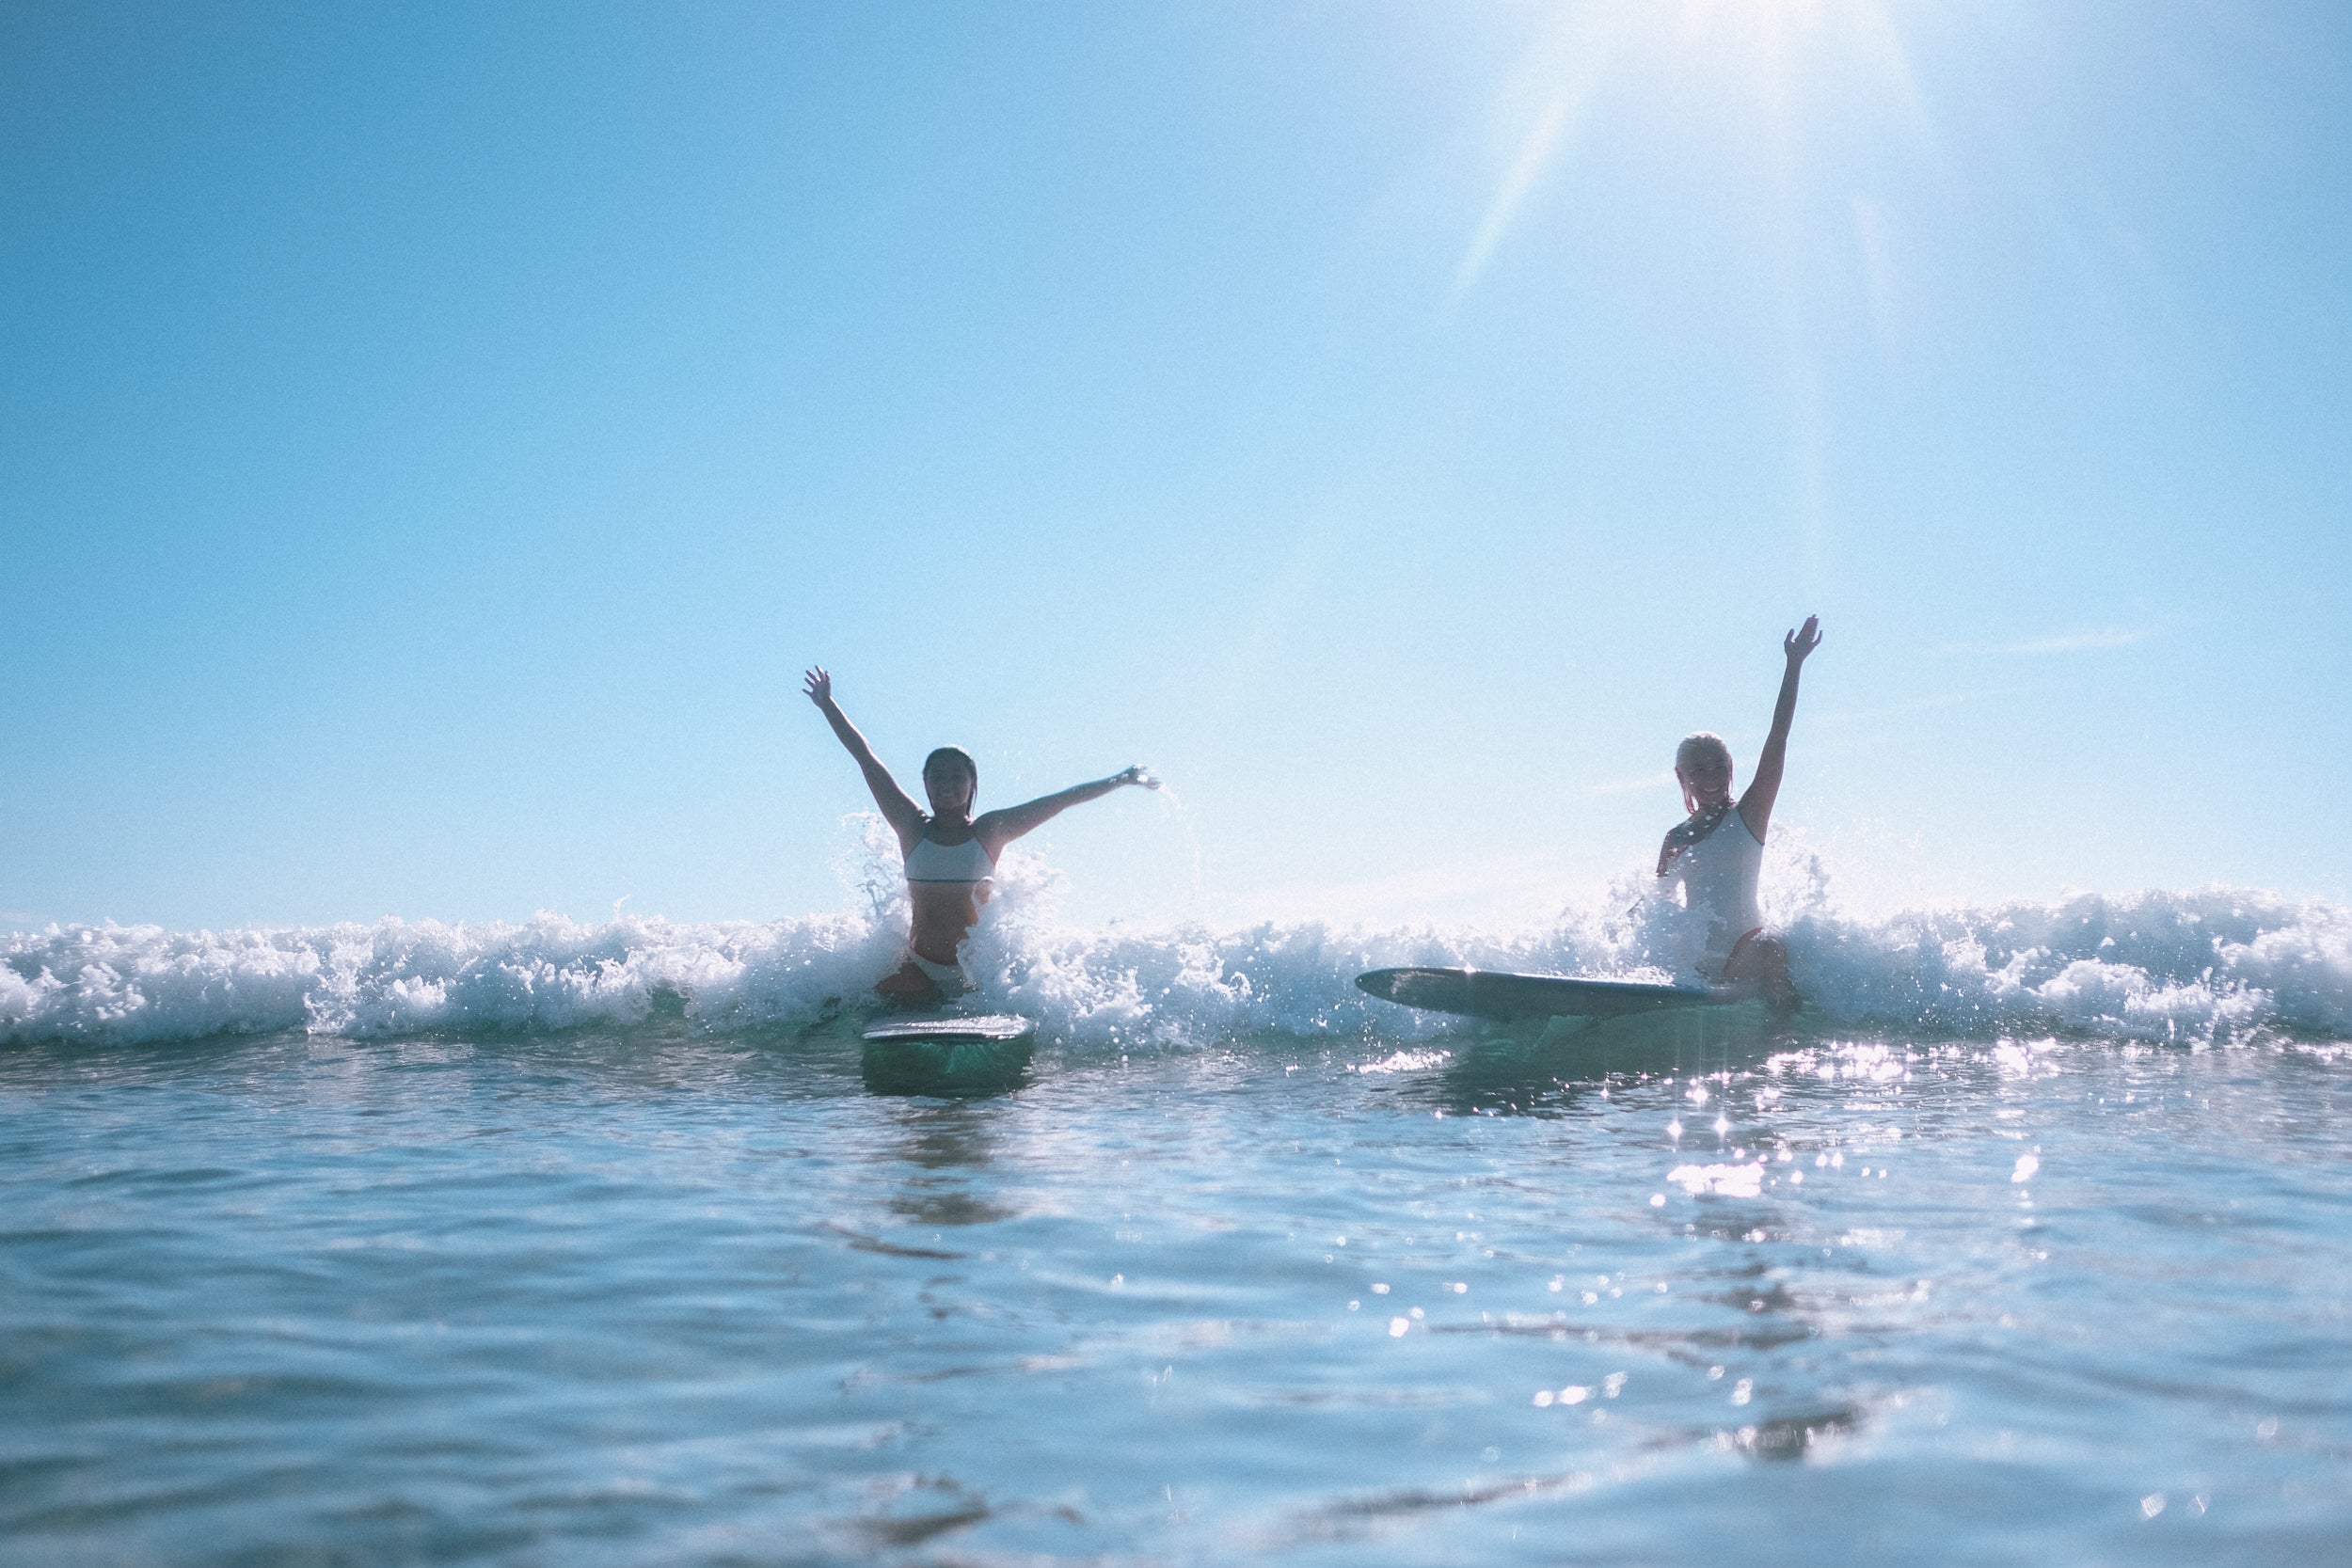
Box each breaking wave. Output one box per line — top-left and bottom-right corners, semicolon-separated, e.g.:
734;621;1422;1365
4;817;2347;1049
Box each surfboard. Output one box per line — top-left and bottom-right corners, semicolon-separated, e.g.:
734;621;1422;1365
1356;967;1725;1022
860;1014;1037;1097
861;1015;1036;1045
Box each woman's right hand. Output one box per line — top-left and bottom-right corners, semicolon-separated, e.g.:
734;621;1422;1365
802;666;834;706
1114;766;1161;790
1783;615;1822;663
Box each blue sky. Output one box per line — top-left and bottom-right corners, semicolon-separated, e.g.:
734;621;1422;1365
3;1;2348;932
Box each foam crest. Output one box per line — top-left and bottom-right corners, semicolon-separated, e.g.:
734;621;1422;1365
5;834;2346;1050
0;911;904;1047
1783;888;2352;1040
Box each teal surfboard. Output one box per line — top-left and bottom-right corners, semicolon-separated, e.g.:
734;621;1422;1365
860;1014;1037;1097
1356;967;1726;1022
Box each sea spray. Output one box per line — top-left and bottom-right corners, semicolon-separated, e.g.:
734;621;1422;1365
7;890;2345;1051
5;816;2346;1048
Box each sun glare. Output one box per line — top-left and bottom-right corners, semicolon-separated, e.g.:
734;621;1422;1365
1453;0;1929;302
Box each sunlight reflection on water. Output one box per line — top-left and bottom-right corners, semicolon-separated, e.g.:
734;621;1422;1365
2;1028;2349;1564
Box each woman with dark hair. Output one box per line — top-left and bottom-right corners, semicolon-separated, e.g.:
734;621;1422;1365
803;667;1155;1005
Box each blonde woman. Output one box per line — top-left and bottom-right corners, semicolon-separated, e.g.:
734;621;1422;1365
1655;615;1822;1012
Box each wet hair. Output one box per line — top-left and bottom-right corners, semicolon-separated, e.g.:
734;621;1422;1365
922;746;978;793
1675;732;1733;772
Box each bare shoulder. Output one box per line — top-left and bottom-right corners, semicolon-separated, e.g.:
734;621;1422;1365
1657;824;1691;873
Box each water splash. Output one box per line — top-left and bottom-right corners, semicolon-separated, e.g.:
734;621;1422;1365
4;821;2344;1050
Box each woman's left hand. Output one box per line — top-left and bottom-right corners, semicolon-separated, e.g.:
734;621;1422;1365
1115;766;1161;790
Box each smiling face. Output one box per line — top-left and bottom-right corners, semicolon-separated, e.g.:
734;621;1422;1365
922;750;977;817
1676;754;1734;811
1674;734;1736;815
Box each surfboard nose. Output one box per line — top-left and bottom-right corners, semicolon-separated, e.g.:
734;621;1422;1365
859;1015;1038;1098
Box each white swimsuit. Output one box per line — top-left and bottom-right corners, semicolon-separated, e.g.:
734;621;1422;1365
1669;807;1764;974
904;832;994;884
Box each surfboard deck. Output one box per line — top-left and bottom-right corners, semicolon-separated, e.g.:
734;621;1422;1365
1356;967;1727;1022
860;1015;1036;1045
860;1014;1037;1097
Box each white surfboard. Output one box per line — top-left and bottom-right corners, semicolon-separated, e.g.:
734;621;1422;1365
860;1015;1037;1045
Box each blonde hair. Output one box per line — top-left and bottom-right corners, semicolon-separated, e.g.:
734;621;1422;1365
1675;732;1732;771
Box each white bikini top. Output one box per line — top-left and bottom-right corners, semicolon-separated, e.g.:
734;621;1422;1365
904;832;995;884
1669;805;1764;954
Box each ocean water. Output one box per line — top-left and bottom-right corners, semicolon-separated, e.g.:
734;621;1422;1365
6;851;2352;1564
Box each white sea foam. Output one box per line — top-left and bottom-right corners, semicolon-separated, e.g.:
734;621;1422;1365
4;818;2346;1049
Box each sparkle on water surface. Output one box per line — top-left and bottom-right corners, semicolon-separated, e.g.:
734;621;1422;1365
4;1017;2350;1565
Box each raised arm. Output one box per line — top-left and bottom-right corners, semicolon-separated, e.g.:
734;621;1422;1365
977;767;1157;851
803;667;925;847
1737;615;1821;844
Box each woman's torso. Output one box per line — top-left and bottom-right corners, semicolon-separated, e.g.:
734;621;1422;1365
903;824;996;964
1669;806;1764;959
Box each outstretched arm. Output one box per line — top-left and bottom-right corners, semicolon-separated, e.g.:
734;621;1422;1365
977;767;1158;850
1737;615;1822;844
802;667;925;847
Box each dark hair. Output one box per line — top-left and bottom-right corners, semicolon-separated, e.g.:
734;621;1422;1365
922;746;977;791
